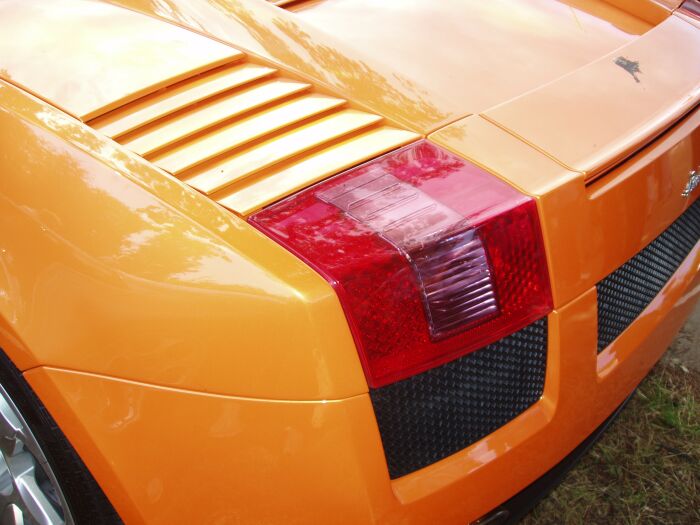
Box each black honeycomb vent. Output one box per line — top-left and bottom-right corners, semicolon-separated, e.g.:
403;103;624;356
597;199;700;352
370;318;547;479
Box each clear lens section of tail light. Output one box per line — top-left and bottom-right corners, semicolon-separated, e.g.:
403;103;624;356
250;141;552;387
316;171;498;337
680;0;700;19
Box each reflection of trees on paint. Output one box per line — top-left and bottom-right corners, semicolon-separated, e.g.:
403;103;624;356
127;0;448;130
2;87;262;292
230;2;448;129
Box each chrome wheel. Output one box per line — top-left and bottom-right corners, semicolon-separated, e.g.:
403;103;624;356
0;383;72;525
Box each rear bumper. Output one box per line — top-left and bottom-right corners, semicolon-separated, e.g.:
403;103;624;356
475;392;634;525
381;242;699;524
24;240;699;524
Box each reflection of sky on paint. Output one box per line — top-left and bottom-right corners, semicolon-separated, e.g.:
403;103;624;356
169;251;286;292
0;0;233;118
297;0;649;42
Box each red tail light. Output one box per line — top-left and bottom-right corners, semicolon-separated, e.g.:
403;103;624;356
250;141;552;387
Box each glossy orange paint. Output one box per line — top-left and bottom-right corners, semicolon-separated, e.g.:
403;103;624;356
483;14;700;180
0;80;368;401
431;106;700;307
85;50;420;216
0;0;240;120
109;0;672;133
24;369;389;525
0;0;698;524
23;250;700;524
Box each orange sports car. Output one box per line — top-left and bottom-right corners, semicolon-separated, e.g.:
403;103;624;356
0;0;698;523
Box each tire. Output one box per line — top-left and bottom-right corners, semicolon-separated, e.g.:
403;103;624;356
0;348;121;524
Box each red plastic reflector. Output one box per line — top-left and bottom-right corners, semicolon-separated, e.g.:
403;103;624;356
250;141;553;387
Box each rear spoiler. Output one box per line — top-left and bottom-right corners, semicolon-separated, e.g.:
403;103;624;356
482;13;700;182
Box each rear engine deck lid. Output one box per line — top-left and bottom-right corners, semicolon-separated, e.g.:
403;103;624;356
282;0;669;132
0;0;239;120
484;14;700;182
113;0;677;135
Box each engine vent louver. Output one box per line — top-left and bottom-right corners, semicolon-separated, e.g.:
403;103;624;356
89;55;419;216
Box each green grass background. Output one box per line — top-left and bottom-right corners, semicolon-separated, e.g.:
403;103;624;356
524;358;699;524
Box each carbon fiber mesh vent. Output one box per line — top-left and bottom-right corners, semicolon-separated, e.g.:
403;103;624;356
370;319;547;479
597;199;700;352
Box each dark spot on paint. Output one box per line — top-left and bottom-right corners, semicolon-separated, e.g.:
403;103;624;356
614;56;642;83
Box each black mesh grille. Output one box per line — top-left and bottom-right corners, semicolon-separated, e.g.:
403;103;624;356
370;319;547;479
597;199;700;352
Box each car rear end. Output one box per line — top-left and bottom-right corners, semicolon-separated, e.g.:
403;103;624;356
0;1;698;524
243;104;700;525
235;4;700;522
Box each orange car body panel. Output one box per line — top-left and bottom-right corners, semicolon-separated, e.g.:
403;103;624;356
483;14;700;180
431;106;700;307
0;0;698;524
108;0;675;133
22;254;700;525
0;0;240;120
0;81;368;401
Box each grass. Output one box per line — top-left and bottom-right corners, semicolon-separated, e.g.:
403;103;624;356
523;358;700;525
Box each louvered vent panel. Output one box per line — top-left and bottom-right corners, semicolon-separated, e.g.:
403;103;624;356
90;55;419;216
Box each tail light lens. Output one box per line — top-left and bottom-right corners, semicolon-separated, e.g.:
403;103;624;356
680;0;700;20
250;141;552;387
